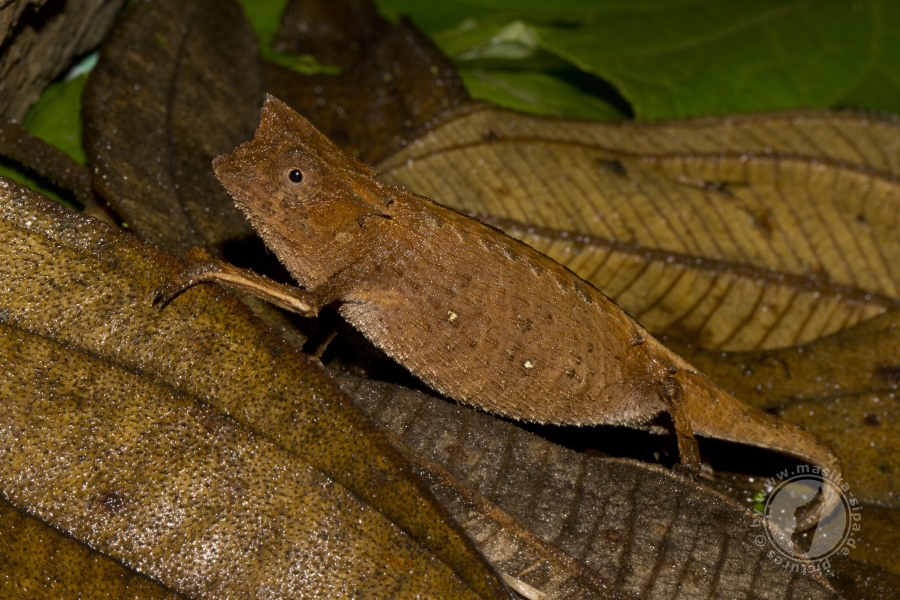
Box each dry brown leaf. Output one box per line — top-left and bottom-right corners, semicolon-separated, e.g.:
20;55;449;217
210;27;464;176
378;105;900;352
83;0;262;256
0;0;124;120
264;0;470;165
337;375;840;600
0;176;507;599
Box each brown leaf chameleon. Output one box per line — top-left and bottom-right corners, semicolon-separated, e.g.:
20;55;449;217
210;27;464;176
156;95;842;528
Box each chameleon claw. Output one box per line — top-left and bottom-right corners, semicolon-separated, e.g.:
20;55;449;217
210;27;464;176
151;279;185;308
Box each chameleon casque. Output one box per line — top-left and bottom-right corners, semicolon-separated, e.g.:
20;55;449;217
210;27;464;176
157;95;842;528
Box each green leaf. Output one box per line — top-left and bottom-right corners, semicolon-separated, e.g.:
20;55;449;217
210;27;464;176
0;73;89;207
0;161;72;207
458;69;623;119
239;0;291;46
377;0;900;120
21;74;88;165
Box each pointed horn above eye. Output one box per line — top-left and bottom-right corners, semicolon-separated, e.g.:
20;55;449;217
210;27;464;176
259;94;378;179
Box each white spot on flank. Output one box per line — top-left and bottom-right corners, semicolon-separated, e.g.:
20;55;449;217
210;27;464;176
524;360;534;369
447;311;458;322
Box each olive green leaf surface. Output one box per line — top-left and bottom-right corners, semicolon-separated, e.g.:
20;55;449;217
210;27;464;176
336;375;839;600
0;177;509;598
375;0;900;121
0;497;184;599
378;106;900;353
0;316;480;598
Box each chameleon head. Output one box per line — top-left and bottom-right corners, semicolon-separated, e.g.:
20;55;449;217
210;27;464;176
213;94;389;287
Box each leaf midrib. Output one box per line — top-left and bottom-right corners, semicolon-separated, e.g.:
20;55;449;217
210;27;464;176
474;212;899;309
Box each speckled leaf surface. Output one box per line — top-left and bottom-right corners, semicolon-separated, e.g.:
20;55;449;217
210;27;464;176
378;106;900;352
0;322;480;598
0;177;507;599
0;497;184;599
82;0;262;256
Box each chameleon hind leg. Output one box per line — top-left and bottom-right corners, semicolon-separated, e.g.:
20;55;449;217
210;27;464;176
658;377;702;474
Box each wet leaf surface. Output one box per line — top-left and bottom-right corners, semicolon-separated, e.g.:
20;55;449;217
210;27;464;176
0;497;184;599
0;177;507;598
0;320;483;598
378;106;900;352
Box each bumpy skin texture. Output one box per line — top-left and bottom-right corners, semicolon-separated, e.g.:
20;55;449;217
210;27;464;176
178;95;842;527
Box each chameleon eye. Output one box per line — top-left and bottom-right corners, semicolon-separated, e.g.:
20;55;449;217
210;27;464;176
288;169;304;184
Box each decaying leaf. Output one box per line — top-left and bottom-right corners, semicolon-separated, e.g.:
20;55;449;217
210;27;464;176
0;0;124;120
82;0;262;257
0;497;183;599
264;0;470;164
0;176;508;599
337;375;839;600
378;105;900;352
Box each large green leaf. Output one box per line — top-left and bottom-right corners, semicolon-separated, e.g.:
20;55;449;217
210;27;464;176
376;0;900;120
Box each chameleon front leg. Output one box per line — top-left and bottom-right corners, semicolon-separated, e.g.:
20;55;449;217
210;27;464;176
658;377;702;474
153;248;325;318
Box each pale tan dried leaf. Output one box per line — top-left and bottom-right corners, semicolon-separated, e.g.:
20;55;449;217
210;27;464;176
671;307;900;408
378;105;900;351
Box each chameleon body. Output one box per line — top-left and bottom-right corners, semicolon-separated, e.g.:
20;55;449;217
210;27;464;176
158;95;842;527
